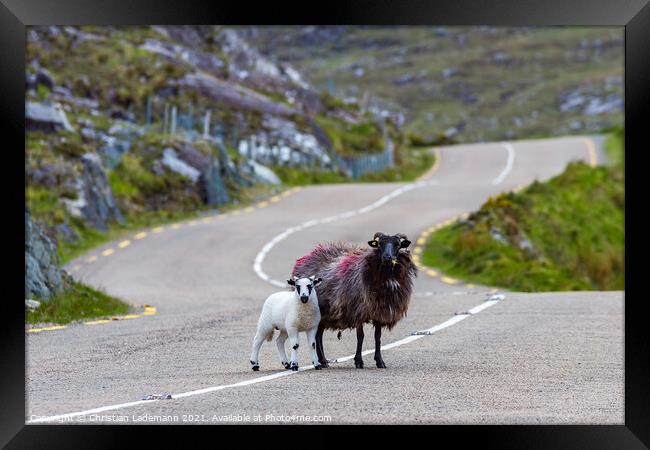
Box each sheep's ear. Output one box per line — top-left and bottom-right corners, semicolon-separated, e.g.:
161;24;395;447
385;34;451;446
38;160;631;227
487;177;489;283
313;277;323;286
368;240;379;248
400;239;411;248
287;279;295;286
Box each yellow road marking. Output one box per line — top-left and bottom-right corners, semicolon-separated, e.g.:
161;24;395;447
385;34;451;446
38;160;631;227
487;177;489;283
244;207;255;213
71;265;81;272
27;325;67;333
466;284;475;289
231;210;241;216
281;191;291;197
86;255;98;263
118;240;131;249
257;201;269;208
101;248;114;257
119;314;141;320
584;138;598;167
152;226;164;233
171;223;181;229
417;237;427;245
142;306;157;316
426;269;439;277
202;217;212;223
270;196;281;203
134;232;147;240
441;276;459;285
413;247;423;255
85;319;113;325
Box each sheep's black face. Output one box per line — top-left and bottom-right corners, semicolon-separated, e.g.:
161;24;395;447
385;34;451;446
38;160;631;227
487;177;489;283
368;232;411;265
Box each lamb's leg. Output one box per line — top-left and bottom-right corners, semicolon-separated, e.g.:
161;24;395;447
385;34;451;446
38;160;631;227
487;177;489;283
354;325;365;369
316;324;329;368
276;330;290;370
306;327;322;370
250;329;267;371
287;326;300;371
374;323;386;368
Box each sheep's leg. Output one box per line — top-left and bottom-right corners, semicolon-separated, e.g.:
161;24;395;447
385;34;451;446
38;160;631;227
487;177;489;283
374;323;386;368
250;329;267;372
276;330;290;370
316;325;329;368
287;326;300;371
354;325;365;369
306;327;322;370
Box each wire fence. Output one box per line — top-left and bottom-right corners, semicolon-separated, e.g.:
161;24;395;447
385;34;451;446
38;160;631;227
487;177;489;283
125;96;395;179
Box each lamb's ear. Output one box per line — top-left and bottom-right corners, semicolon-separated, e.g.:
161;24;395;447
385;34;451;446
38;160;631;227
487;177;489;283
313;277;323;286
400;239;411;248
368;240;379;248
287;279;295;286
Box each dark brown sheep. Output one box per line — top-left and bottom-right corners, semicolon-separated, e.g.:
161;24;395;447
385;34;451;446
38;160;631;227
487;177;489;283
291;232;417;368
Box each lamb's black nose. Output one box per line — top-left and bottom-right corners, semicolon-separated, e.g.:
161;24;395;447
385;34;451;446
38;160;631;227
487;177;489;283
300;296;309;303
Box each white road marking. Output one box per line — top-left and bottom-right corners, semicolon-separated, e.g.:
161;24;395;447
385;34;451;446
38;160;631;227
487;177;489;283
492;142;515;185
27;298;500;423
253;180;438;288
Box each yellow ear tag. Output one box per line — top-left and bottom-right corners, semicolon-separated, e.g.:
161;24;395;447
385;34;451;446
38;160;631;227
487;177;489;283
391;259;399;266
371;240;378;247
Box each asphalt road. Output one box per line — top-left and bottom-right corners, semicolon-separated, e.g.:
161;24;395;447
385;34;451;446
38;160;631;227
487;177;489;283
26;135;623;424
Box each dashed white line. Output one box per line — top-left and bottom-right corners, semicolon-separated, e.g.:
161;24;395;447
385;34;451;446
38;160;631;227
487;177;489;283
492;142;516;185
27;297;500;423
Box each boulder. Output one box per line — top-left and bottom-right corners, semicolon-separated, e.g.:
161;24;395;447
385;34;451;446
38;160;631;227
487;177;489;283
25;209;63;300
173;72;298;118
62;153;125;231
246;160;281;185
26;101;76;133
161;147;201;182
25;299;41;310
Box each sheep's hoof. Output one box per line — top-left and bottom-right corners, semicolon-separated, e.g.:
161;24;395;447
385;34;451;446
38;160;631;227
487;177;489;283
319;361;329;368
354;359;364;369
376;360;387;369
314;364;323;370
252;365;260;372
282;362;291;370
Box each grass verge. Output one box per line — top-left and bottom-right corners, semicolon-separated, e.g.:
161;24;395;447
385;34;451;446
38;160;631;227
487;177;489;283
421;154;624;292
26;282;131;325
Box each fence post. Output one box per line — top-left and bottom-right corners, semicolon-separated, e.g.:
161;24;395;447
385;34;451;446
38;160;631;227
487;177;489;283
145;96;152;128
170;106;177;135
203;110;211;139
163;103;169;134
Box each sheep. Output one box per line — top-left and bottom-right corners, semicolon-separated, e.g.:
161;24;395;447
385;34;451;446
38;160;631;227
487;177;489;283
250;275;323;372
291;232;417;369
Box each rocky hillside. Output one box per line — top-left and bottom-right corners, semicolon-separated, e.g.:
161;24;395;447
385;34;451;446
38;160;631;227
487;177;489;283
241;26;623;143
26;26;399;262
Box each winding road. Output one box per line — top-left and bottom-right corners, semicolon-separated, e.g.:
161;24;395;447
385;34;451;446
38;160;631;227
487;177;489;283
27;135;623;424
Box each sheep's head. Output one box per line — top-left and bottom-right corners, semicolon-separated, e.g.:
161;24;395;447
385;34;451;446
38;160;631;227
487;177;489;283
287;275;322;303
368;232;411;265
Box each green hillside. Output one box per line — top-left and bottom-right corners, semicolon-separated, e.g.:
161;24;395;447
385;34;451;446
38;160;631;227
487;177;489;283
242;26;623;143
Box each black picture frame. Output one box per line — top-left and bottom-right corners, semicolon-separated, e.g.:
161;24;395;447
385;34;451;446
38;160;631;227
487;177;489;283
3;0;647;447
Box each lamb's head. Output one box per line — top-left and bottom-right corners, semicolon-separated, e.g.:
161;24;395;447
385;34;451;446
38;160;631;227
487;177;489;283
368;232;412;265
287;275;322;304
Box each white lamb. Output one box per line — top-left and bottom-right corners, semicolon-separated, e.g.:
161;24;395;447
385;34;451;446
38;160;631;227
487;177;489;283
250;276;323;372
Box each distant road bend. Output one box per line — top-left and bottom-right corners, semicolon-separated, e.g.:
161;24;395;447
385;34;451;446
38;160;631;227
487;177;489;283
27;136;623;425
